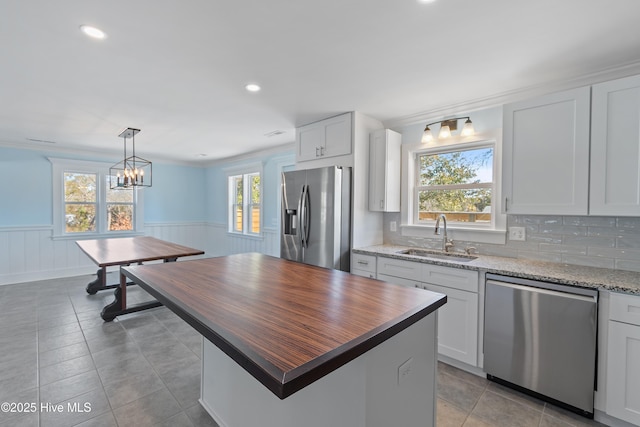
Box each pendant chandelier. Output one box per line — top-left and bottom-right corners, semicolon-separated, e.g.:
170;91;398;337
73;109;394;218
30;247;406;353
109;127;152;189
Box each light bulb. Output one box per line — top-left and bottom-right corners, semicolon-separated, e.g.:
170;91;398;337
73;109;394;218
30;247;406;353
421;126;433;143
438;125;451;139
461;119;475;137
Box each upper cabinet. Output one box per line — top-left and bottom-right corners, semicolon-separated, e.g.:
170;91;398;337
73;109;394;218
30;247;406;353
369;129;401;212
502;87;591;215
590;75;640;216
296;113;352;163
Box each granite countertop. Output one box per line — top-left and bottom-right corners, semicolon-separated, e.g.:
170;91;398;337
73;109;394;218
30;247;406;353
353;244;640;296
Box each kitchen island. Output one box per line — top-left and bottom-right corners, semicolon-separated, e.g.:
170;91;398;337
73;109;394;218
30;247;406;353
121;253;446;427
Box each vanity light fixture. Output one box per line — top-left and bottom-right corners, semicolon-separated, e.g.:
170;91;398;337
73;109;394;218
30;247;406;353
79;25;107;40
421;117;475;143
109;128;152;189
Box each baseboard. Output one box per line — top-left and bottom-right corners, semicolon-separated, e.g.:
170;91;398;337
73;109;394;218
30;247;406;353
0;265;97;286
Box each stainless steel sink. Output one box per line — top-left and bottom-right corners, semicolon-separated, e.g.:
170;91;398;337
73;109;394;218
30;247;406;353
396;249;477;262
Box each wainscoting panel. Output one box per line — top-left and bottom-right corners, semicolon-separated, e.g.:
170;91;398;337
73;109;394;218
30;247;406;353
1;223;281;285
0;226;95;285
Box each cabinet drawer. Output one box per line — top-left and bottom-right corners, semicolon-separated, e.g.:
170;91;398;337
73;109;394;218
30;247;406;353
351;253;376;274
351;268;376;279
377;273;422;289
422;264;479;293
377;257;422;281
610;292;640;326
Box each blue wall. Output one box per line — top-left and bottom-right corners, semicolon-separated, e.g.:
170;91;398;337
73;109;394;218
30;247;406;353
0;146;207;227
0;148;53;226
144;163;206;223
0;146;293;229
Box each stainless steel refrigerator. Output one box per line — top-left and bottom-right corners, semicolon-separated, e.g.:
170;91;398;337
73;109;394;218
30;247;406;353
280;166;351;271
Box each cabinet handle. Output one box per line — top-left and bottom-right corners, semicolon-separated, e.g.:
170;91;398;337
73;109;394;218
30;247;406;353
357;260;369;265
380;200;384;209
320;146;325;156
315;147;320;157
505;197;509;212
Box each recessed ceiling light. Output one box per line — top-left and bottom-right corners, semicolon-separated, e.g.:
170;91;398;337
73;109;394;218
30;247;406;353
418;0;437;3
80;25;107;40
245;83;261;92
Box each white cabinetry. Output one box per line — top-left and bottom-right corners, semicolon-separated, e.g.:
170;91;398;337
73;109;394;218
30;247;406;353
351;253;376;278
591;74;640;216
502;87;591;215
369;129;401;212
607;292;640;425
296;113;352;162
376;256;479;366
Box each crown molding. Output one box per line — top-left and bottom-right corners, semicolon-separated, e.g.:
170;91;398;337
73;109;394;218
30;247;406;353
384;60;640;129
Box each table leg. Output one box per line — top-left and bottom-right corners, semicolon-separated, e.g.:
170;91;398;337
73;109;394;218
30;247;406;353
86;267;107;294
100;266;162;322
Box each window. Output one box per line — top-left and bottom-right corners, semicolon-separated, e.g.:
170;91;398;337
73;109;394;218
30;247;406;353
415;145;494;225
50;158;143;238
228;170;261;235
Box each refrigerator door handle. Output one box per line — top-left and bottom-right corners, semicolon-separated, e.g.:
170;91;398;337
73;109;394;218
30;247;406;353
298;185;306;248
303;184;311;247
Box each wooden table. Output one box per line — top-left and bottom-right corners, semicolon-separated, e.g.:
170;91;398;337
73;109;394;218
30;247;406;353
76;236;204;321
122;253;446;427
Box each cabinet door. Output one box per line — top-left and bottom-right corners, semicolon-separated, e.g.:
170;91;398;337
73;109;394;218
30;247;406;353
369;129;401;212
296;123;325;162
422;282;478;366
502;87;590;215
323;113;352;158
591;75;640;216
606;321;640;425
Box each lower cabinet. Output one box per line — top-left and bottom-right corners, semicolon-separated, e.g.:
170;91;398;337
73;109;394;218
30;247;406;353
606;292;640;425
421;283;478;366
351;253;377;278
377;256;479;367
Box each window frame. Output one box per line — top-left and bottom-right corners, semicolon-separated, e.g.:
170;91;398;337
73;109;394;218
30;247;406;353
414;144;495;228
50;158;144;239
226;162;263;237
400;130;506;245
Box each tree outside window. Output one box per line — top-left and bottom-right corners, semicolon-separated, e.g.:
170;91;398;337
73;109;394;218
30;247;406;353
64;172;97;233
416;146;493;224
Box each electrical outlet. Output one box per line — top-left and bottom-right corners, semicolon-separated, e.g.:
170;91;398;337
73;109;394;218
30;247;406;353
390;221;397;232
509;226;526;241
398;357;413;385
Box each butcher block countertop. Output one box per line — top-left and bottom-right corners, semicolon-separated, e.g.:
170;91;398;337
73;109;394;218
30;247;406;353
121;253;446;399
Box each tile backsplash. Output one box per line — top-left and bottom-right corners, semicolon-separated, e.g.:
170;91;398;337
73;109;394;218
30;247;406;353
383;214;640;272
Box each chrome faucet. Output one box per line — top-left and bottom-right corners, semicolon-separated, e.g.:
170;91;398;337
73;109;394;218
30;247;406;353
434;214;454;252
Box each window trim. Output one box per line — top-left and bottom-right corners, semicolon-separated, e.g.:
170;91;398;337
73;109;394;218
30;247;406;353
225;162;263;237
49;158;144;240
401;130;506;245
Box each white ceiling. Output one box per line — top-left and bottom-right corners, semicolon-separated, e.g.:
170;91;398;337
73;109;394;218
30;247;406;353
3;0;640;164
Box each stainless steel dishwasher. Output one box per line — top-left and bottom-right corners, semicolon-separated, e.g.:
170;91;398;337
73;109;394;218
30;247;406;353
484;274;598;418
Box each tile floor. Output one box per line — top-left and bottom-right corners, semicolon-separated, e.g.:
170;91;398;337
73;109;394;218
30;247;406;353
0;273;609;427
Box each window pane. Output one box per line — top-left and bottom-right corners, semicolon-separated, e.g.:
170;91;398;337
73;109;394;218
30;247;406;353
106;176;133;203
419;147;493;186
250;205;260;234
418;188;492;223
250;174;260;204
234;176;243;205
233;204;243;232
64;173;96;202
108;204;133;231
65;204;96;232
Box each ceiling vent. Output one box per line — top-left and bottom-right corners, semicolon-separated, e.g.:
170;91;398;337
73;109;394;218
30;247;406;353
26;138;57;144
264;130;286;138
